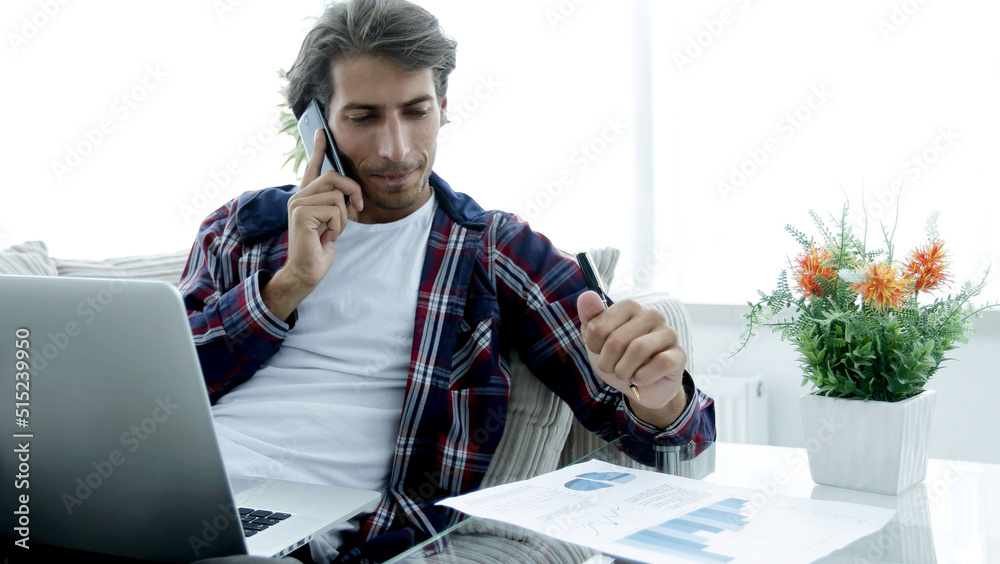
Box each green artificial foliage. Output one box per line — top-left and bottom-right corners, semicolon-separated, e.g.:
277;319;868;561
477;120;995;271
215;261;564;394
737;202;996;402
276;69;308;176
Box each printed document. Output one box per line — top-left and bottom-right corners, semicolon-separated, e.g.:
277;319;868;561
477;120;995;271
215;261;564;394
439;459;895;564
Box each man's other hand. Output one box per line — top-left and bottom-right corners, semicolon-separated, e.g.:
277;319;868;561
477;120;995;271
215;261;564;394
577;291;689;429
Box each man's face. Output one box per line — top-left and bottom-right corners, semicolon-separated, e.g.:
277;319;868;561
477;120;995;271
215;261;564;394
327;55;447;223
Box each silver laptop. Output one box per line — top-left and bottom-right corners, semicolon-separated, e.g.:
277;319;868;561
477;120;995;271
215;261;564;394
1;275;380;562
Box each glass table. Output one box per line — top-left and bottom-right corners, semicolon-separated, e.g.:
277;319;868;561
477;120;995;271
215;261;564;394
386;439;1000;563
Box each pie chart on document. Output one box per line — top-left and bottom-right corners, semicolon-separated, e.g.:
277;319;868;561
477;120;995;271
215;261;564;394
563;471;637;492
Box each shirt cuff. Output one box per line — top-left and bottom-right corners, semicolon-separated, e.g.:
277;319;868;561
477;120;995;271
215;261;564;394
621;371;700;442
216;270;292;363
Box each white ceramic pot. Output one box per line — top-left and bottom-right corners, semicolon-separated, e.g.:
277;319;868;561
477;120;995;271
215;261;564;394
799;389;937;495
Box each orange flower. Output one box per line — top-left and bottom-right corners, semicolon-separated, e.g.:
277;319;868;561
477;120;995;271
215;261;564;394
903;239;950;293
852;261;911;312
794;245;836;298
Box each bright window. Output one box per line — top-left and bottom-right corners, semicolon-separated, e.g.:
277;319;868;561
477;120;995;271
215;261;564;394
3;1;997;307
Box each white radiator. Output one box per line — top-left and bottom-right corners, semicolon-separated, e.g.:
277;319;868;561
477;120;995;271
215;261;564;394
694;374;769;444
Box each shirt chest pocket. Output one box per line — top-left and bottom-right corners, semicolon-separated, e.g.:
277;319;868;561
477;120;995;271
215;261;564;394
449;293;501;391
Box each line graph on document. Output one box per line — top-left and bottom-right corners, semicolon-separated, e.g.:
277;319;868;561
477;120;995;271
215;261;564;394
570;505;626;537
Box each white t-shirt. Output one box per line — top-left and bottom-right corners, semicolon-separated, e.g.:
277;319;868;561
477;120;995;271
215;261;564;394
211;191;437;561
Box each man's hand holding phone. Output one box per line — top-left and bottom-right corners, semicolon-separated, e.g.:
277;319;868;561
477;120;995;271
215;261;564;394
262;129;364;322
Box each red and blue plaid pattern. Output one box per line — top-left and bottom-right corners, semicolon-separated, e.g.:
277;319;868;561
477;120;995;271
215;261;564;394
178;173;715;561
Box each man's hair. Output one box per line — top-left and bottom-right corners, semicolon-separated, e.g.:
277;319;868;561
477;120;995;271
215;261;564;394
285;0;457;119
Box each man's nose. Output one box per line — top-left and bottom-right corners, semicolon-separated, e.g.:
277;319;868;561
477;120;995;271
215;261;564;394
376;116;410;161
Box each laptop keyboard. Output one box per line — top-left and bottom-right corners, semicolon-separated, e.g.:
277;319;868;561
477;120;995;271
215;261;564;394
238;507;292;537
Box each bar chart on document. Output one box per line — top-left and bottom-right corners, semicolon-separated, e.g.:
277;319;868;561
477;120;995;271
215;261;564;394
607;494;875;564
441;460;896;564
615;497;751;562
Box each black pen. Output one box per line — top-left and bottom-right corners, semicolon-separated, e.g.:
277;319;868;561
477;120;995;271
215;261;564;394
575;252;641;403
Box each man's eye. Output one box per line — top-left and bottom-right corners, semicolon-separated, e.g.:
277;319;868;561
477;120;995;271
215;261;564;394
407;109;428;118
348;115;372;124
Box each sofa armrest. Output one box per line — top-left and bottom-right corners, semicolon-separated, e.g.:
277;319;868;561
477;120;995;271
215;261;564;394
480;247;620;487
479;349;575;488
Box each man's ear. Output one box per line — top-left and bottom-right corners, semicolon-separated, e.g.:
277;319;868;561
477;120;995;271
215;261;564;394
440;96;449;125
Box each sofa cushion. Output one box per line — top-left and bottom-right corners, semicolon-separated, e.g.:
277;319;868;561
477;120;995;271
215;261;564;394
481;247;622;488
53;250;190;286
0;240;59;276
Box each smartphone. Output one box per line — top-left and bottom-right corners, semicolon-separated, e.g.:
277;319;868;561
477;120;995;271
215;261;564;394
297;97;350;206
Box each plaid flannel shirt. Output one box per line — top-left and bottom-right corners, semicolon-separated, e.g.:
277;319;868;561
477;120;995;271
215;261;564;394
178;172;715;562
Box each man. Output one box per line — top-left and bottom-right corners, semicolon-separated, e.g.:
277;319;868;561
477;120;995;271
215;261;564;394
179;0;715;562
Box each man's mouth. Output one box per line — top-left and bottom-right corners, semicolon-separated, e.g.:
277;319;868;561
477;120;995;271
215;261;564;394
373;169;415;184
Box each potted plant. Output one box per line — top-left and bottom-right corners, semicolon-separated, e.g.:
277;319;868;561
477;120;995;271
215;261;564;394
738;202;995;495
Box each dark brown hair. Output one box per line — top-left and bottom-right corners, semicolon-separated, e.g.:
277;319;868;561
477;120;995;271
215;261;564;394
285;0;457;119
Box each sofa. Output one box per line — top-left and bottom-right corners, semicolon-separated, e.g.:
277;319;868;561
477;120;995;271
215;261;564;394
0;239;698;557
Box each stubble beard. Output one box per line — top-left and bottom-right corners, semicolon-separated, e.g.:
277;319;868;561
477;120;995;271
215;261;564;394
359;158;432;212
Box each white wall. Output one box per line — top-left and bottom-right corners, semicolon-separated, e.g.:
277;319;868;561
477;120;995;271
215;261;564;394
687;303;1000;465
5;1;998;314
0;0;637;274
649;0;1000;306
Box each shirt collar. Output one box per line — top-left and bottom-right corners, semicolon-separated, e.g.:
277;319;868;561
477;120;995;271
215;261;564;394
234;172;489;244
